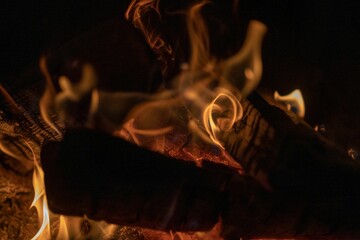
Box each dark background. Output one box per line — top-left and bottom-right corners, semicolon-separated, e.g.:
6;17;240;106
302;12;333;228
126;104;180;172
0;0;359;151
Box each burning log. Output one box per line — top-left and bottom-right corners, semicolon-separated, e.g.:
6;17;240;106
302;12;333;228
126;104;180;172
41;128;239;232
221;92;360;239
41;92;360;239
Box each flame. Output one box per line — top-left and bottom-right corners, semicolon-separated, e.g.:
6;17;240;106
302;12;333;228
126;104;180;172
202;88;243;149
29;1;268;239
187;0;212;72
54;63;97;124
178;1;243;150
220;20;268;97
125;0;173;75
57;215;117;239
26;140;51;240
38;56;62;136
274;89;305;118
118;118;172;153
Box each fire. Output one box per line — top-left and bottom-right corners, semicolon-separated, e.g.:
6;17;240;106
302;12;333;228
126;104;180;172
274;89;305;118
57;216;117;239
220;20;267;97
27;140;50;240
202;89;243;149
125;0;173;75
27;0;269;239
39;57;62;137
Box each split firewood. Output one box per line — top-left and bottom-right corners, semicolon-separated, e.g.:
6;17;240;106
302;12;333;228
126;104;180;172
41;92;360;239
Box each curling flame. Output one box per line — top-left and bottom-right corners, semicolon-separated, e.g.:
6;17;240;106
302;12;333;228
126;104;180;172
274;89;305;118
203;89;243;149
220;20;267;96
119;118;172;153
125;0;173;74
181;0;243;149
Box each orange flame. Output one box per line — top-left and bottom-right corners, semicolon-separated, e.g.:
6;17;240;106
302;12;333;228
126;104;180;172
125;0;173;75
30;0;269;239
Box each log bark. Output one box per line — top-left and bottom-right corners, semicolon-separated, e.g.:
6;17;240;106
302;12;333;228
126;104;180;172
41;92;360;239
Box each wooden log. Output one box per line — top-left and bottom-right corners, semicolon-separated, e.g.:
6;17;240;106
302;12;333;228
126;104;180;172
41;128;241;232
41;92;360;239
221;92;360;239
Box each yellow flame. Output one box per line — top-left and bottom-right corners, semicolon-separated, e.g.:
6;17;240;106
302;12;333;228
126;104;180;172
57;215;117;239
176;1;244;149
87;89;100;127
274;89;305;118
202;88;243;149
38;56;62;136
220;20;267;96
26;140;50;240
57;216;84;239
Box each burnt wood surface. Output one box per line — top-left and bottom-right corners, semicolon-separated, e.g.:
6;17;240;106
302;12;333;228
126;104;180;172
41;92;360;240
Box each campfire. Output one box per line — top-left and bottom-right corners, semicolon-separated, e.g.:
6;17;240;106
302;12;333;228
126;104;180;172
1;0;360;239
